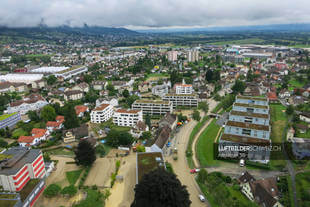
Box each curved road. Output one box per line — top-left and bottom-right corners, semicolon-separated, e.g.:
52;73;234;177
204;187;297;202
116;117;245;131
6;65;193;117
167;120;209;207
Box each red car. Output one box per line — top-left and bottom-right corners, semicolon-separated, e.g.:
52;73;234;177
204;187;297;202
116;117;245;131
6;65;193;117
190;169;200;173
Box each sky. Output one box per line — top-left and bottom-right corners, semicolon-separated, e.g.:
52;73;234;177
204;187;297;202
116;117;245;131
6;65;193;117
0;0;310;30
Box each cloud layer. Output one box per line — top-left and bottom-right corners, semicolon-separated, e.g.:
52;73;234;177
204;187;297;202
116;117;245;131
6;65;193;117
0;0;310;28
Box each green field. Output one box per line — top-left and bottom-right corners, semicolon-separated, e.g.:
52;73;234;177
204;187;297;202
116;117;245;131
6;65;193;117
12;128;28;139
186;116;209;168
295;171;310;207
73;189;104;207
66;169;83;185
288;79;305;90
269;104;287;170
210;38;265;45
146;73;170;79
196;119;221;166
48;148;75;156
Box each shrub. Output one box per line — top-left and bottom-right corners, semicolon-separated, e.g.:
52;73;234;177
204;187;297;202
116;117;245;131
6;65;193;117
61;185;77;197
44;184;61;197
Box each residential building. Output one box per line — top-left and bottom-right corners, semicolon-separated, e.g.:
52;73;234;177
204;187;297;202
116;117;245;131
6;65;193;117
167;51;178;62
173;82;193;94
131;121;149;138
75;105;89;117
46;116;64;132
63;131;75;143
90;104;114;123
299;112;310;123
136;152;165;184
0;113;21;129
132;100;173;115
219;96;271;163
64;90;84;101
6;94;48;115
93;81;106;90
152;84;169;97
187;50;199;62
72;82;89;93
163;93;198;108
0;147;46;191
238;172;283;207
113;109;143;127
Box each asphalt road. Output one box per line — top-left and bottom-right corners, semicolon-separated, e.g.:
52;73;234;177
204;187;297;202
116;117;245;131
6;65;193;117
167;120;209;207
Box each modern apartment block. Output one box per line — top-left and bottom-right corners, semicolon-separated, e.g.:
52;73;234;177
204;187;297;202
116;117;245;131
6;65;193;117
132;100;173;115
90;104;114;123
167;51;178;62
219;96;271;163
187;50;199;62
163;93;198;108
0;112;21;129
113;109;143;127
173;83;193;95
0;147;46;192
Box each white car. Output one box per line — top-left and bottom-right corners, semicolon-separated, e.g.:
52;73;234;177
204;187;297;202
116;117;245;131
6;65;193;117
240;159;245;167
198;194;205;202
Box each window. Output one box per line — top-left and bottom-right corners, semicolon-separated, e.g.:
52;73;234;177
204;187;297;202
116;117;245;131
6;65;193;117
242;129;251;136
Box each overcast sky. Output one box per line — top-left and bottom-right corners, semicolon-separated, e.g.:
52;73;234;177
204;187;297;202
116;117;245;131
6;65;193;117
0;0;310;29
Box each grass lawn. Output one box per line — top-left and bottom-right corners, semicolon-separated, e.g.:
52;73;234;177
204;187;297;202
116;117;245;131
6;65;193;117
196;119;221;167
295;171;310;207
269;104;287;170
0;112;17;121
287;176;295;207
48;148;75;156
12;128;28;139
73;189;104;207
66;169;83;186
186;116;209;168
211;103;222;113
98;119;130;132
296;129;310;138
227;186;258;207
146;73;169;79
288;79;305;90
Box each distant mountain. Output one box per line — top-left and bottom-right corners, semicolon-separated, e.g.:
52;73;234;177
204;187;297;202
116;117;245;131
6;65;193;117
137;23;310;33
0;25;141;44
0;25;139;36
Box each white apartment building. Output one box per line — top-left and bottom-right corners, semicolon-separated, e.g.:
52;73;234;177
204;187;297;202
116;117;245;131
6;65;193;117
113;109;143;127
132;100;173;115
163;93;198;108
167;51;178;62
174;83;193;95
187;50;199;62
90;104;114;123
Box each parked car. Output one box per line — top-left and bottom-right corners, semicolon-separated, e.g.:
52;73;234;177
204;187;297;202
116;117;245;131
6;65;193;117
198;194;205;202
240;159;245;167
190;168;200;173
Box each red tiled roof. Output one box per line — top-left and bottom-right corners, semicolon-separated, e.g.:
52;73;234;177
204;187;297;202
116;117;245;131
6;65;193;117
267;92;277;100
93;104;110;111
18;136;35;143
75;105;89;115
31;128;47;135
56;115;65;122
115;109;140;114
46;121;61;127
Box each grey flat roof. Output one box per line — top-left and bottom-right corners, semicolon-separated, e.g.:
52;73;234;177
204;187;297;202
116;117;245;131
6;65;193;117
0;147;41;175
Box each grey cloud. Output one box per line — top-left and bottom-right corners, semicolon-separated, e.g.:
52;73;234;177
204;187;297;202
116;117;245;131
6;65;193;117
0;0;309;28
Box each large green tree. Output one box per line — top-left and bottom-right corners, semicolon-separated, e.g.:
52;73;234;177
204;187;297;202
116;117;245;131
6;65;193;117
105;129;134;147
131;168;191;207
40;105;56;122
232;80;246;94
63;103;80;129
75;139;96;166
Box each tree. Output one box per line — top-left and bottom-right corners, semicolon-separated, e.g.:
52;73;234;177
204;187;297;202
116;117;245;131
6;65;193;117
40;105;56;122
63;103;80;129
232;80;246;94
44;184;61;197
46;75;57;85
131;168;191;207
178;113;187;122
122;89;130;98
145;113;151;129
83;74;93;84
61;185;77;197
198;102;209;113
75;139;96;166
127;95;139;108
192;110;201;121
27;111;40;122
136;145;145;152
286;105;294;116
105;130;134;147
197;169;208;183
141;131;152;140
0;138;8;148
